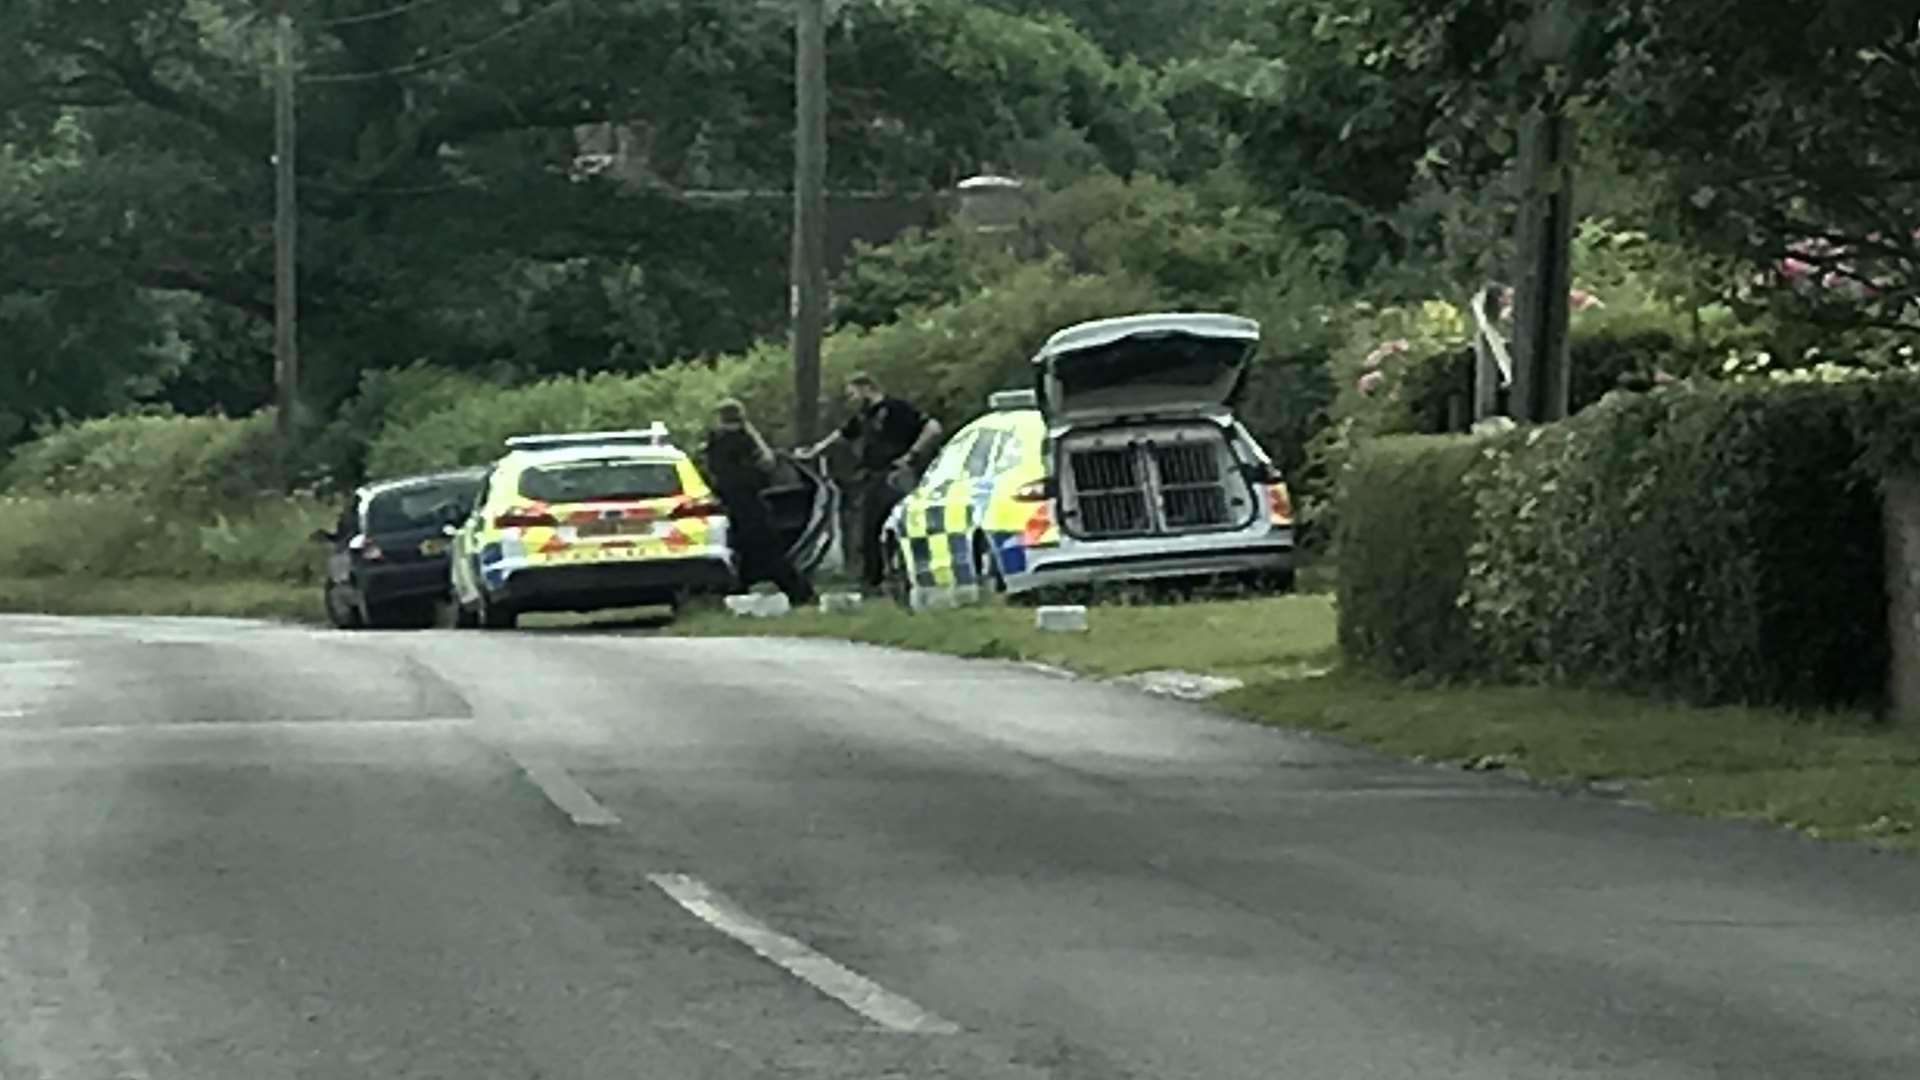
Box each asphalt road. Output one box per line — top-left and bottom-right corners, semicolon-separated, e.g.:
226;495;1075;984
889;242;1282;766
3;614;1919;1079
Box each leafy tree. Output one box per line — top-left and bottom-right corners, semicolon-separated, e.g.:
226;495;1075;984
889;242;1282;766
0;0;1162;425
1593;1;1920;336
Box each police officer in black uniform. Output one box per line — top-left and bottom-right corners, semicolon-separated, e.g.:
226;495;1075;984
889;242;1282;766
796;372;943;590
702;399;815;605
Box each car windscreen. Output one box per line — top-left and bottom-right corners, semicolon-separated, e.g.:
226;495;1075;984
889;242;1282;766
517;459;684;503
365;480;479;534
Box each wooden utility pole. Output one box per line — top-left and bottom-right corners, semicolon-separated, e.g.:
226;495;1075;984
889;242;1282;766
1507;0;1584;424
791;0;828;445
273;12;300;441
1508;106;1575;423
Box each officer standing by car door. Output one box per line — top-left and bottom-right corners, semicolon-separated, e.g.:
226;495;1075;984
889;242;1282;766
796;372;943;590
702;400;816;606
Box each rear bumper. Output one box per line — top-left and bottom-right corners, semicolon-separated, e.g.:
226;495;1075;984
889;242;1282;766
489;557;736;612
1012;537;1293;593
359;561;453;605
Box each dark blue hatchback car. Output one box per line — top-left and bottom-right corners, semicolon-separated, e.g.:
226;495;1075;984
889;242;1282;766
313;469;486;629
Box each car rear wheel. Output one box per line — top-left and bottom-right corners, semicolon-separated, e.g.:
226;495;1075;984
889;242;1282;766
971;533;1007;595
883;534;911;609
1253;569;1296;595
323;582;364;630
477;590;518;630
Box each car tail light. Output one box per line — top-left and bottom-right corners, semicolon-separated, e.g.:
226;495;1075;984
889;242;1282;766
1021;501;1056;546
493;508;557;529
1267;482;1294;525
671;496;722;519
348;534;385;561
1013;479;1051;502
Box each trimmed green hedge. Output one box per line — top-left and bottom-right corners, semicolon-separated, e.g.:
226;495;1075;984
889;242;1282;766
1339;380;1890;708
1335;435;1484;679
1465;382;1885;706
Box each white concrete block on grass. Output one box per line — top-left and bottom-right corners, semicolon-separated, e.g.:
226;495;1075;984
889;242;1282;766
724;593;791;618
818;592;864;614
908;584;983;613
1034;605;1089;633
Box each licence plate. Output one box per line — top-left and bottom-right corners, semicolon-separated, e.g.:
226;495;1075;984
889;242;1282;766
576;519;655;539
419;538;448;556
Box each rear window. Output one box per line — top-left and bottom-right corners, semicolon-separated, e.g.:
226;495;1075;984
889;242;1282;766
518;459;683;503
365;479;479;534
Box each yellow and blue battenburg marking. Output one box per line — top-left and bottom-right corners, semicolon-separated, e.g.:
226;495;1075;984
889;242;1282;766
896;411;1056;588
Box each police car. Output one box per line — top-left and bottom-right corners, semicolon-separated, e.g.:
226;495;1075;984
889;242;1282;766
880;312;1295;600
448;424;839;628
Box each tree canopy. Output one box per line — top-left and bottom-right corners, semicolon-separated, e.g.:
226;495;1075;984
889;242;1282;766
4;0;1917;445
0;0;1160;433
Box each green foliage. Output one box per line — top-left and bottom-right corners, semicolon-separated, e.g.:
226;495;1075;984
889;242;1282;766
312;363;501;485
0;493;328;583
2;411;291;509
830;172;1349;485
831;226;1021;330
368;261;1165;477
1460;382;1886;707
1334;435;1484;679
0;0;1163;422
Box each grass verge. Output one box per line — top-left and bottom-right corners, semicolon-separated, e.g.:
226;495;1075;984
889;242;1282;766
1218;674;1920;850
671;593;1341;681
0;576;321;622
678;590;1919;851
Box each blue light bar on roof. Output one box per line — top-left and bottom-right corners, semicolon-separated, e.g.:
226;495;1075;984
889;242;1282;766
989;389;1037;411
504;422;671;451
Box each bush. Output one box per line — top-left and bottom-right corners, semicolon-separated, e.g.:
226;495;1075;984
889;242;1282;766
1335;435;1485;678
1464;381;1886;707
368;261;1166;477
1;411;291;508
312;363;500;485
0;493;329;583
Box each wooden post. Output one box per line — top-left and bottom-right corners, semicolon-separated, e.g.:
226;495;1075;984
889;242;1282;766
1508;0;1584;424
1886;474;1920;724
791;0;828;445
1471;286;1504;423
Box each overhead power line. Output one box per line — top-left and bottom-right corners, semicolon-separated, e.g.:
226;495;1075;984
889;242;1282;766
301;0;570;85
316;0;451;29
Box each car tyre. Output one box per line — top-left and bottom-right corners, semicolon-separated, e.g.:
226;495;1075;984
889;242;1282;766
478;590;518;630
1253;569;1296;595
883;534;912;609
324;582;364;630
971;532;1007;595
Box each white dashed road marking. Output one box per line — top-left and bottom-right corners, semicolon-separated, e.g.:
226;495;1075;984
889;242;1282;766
511;754;621;827
648;872;961;1036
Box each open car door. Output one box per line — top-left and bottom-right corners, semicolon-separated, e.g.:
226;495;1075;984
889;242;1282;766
762;452;843;575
